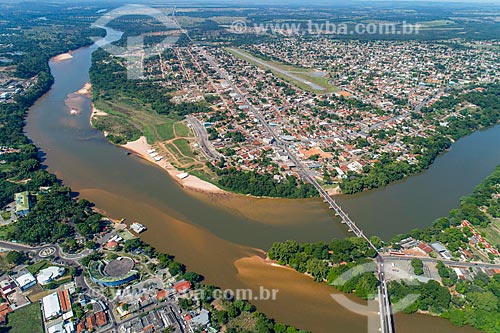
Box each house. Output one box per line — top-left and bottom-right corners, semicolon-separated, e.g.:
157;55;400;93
104;240;118;251
430;242;452;260
0;303;12;325
15;272;36;291
58;289;71;312
156;289;168;302
0;278;16;296
173;280;192;294
76;321;85;333
86;314;96;331
46;321;74;333
189;309;210;328
417;243;433;255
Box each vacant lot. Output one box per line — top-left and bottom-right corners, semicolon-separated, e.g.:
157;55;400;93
6;303;43;333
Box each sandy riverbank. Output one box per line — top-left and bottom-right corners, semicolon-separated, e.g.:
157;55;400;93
76;80;224;194
122;136;224;194
52;52;73;62
75;82;92;97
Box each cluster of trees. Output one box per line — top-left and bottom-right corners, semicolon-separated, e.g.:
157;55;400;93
267;238;378;299
387;163;500;332
215;167;318;198
100;237;306;333
411;258;424;276
0;19;111;245
342;84;500;194
90;50;211;118
198;286;309;333
7;186;106;245
390;269;500;333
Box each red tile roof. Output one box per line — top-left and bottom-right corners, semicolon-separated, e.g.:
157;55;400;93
156;289;168;301
95;311;108;327
173;281;192;294
86;314;96;330
58;290;71;312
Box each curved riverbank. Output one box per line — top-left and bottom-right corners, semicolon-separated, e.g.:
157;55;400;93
24;39;485;333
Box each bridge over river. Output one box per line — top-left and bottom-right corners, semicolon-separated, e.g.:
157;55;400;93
197;46;395;333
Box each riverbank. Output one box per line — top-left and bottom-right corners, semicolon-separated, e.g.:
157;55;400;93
121;136;224;194
77;79;225;194
52;52;73;62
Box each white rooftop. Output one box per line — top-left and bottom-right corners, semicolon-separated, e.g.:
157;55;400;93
42;293;61;320
37;266;65;285
15;272;35;288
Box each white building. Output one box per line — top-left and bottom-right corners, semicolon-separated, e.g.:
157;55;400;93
15;272;36;291
37;266;65;285
42;293;61;320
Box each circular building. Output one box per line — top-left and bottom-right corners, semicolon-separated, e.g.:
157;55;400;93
89;257;138;287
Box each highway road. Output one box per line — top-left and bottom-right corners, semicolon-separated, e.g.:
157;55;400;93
186;115;223;161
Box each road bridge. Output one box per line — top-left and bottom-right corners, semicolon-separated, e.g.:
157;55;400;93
195;46;394;333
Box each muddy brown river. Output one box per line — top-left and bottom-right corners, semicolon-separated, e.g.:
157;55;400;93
24;29;491;332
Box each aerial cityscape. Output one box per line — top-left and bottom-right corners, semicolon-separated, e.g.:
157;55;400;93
0;1;500;333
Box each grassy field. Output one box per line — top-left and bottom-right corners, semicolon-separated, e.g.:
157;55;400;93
6;303;43;333
227;48;337;93
479;219;500;246
27;260;49;275
174;122;191;137
93;95;215;180
173;139;194;158
1;210;11;220
156;121;176;141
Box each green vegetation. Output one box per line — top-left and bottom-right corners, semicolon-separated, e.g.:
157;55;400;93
174;122;191;137
89;49;211;143
268;238;378;299
388;165;500;333
156;122;176;141
411;258;424;276
1;211;11;220
117;238;308;333
26;260;50;275
341;84;500;194
0;9;108;245
5;303;43;333
6;188;106;245
215;166;318;198
173;139;194;158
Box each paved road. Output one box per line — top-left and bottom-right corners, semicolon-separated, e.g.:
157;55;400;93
383;254;500;269
186;115;222;161
198;46;394;332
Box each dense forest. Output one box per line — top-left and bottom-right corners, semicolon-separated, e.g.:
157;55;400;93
341;84;500;194
0;13;108;247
